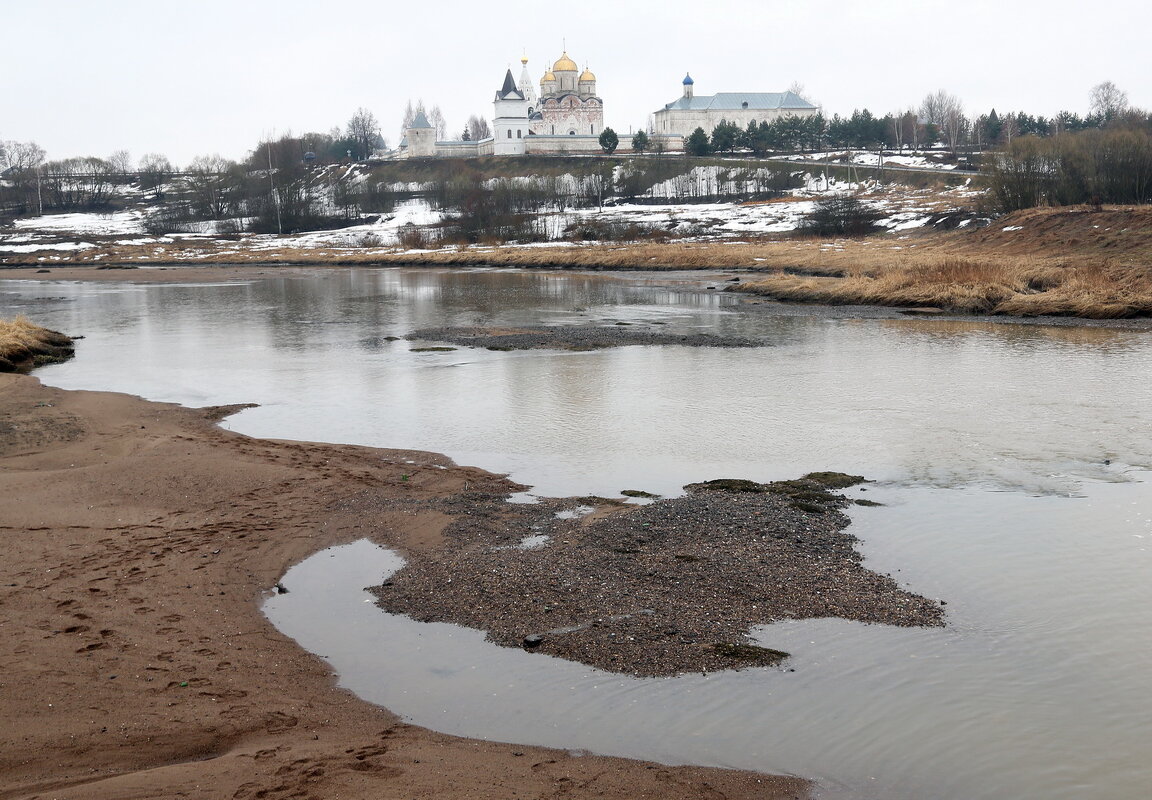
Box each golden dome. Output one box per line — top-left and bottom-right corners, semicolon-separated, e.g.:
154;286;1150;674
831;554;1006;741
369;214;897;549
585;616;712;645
580;68;596;82
553;52;578;72
521;55;529;65
542;70;556;82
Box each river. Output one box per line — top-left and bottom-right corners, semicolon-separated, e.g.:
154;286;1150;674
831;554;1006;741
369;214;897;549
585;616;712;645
4;267;1151;799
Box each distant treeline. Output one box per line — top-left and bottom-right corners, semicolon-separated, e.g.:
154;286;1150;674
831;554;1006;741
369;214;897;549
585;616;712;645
686;107;1152;157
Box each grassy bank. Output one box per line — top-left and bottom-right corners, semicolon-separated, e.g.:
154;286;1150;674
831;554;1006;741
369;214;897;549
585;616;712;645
0;317;75;372
734;206;1152;318
735;258;1152;317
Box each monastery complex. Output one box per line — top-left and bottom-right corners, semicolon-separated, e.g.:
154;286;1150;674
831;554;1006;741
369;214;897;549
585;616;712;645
397;50;815;159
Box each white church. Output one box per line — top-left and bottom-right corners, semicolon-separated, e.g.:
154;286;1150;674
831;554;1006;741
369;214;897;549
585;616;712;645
399;51;606;159
396;53;816;158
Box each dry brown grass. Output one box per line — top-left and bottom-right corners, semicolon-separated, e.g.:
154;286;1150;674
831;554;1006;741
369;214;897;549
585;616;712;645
739;258;1152;317
0;316;74;372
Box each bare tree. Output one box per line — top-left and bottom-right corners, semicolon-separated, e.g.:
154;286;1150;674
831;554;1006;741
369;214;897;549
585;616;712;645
0;139;46;173
186;154;235;219
920;93;941;128
920;90;966;152
787;81;813;104
466;114;492;141
346;108;381;160
0;140;47;215
428;105;448;140
900;109;920;151
138;153;174;195
1090;81;1129;122
107;149;133;174
39;157;115;209
1002;113;1019;145
400;99;427;137
400;100;415;138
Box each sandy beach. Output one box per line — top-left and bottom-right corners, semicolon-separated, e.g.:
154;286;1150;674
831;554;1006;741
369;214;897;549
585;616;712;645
0;372;810;799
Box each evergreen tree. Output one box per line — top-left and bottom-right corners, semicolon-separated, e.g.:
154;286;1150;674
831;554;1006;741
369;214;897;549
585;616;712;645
685;127;710;156
745;120;770;156
631;130;649;153
599;127;619;154
984;109;1003;143
710;120;741;154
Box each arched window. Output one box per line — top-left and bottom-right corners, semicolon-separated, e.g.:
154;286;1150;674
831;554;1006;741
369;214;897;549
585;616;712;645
507;130;512;138
517;130;521;138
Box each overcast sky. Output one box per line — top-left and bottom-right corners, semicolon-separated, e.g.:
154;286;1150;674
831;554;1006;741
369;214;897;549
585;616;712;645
3;0;1148;166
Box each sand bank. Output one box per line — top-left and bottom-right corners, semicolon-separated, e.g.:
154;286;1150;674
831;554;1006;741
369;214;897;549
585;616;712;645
0;374;808;799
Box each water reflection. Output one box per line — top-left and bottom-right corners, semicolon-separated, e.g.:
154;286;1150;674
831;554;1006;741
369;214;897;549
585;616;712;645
266;475;1152;800
880;315;1148;351
5;268;1151;498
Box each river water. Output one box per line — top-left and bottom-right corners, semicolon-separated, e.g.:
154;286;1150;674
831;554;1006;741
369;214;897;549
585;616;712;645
4;267;1151;799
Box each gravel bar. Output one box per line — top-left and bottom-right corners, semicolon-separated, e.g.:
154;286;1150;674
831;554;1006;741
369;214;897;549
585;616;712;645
370;474;944;677
405;325;764;350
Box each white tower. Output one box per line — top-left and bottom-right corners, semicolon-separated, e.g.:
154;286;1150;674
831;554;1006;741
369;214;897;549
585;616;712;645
493;68;530;155
405;110;436;158
518;55;538;110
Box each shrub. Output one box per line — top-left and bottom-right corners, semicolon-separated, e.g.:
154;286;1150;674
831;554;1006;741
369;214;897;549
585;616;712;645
799;196;883;236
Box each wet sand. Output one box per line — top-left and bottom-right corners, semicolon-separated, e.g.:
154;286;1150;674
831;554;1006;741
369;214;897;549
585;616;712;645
0;373;810;800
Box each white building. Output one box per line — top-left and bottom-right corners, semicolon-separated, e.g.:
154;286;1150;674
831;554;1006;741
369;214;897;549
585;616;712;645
494;66;532;155
652;74;818;140
398;51;605;159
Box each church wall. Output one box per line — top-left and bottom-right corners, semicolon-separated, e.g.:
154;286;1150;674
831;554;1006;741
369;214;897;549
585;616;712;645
653;106;818;139
524;135;604;155
648;134;685;152
536;97;603;137
433;141;486;158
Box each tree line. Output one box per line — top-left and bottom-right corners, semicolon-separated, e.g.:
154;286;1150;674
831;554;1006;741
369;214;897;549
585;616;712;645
677;82;1146;157
0;108;390;219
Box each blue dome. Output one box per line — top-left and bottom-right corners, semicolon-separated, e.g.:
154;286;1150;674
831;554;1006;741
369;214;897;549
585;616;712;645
683;73;694;85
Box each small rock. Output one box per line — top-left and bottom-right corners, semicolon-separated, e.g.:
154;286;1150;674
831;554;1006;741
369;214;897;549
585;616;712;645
522;634;545;649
